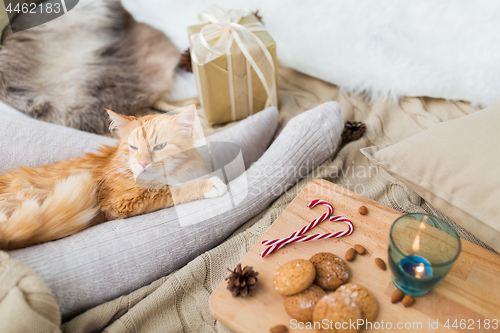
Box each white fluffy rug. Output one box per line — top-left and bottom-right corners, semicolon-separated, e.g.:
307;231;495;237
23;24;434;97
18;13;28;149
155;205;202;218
123;0;500;107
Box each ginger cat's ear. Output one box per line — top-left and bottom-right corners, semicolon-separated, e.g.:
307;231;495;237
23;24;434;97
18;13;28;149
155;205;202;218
105;109;135;135
173;105;197;138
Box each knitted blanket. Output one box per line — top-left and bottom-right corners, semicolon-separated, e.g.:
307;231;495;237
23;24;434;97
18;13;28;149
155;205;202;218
0;66;486;333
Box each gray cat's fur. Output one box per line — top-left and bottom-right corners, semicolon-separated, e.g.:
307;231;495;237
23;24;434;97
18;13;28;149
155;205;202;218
0;0;179;134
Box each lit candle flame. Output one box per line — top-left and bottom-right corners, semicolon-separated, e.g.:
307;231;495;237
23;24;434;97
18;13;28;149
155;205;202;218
415;263;425;278
412;232;420;252
412;216;428;252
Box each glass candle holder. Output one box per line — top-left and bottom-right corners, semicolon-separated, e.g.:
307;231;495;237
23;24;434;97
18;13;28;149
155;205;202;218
388;213;461;296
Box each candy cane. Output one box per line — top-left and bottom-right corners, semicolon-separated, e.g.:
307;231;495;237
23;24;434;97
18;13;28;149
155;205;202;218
259;200;333;258
270;215;353;244
260;215;353;257
260;200;354;258
262;200;333;246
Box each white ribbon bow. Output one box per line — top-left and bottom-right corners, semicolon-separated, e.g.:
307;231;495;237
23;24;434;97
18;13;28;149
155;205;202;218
190;5;277;119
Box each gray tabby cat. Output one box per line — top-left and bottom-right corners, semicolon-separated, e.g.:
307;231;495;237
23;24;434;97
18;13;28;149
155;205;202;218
0;0;179;134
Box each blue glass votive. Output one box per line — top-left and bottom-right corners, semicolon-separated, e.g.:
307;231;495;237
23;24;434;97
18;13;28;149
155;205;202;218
389;214;461;296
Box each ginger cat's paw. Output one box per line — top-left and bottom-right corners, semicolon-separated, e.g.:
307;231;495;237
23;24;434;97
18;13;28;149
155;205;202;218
204;177;228;199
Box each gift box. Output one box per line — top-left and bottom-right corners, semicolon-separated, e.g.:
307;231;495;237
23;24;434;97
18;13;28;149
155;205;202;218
188;6;278;125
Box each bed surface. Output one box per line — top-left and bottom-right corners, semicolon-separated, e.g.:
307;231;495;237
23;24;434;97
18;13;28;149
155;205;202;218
59;66;486;332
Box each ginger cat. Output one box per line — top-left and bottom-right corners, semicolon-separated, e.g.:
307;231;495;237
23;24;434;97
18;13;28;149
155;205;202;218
0;107;227;249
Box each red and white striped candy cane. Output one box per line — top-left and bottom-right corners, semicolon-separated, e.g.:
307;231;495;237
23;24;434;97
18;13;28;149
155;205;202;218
269;215;353;245
262;199;333;246
260;199;333;258
260;202;353;258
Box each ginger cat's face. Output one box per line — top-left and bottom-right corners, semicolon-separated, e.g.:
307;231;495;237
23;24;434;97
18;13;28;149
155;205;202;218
107;107;206;186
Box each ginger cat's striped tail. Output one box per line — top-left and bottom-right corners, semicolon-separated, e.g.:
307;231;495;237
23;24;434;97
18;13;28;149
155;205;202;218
0;173;99;249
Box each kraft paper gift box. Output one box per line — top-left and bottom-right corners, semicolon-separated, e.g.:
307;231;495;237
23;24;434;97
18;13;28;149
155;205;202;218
188;6;278;125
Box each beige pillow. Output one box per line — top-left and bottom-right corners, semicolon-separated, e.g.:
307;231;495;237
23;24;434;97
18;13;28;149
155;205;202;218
361;100;500;252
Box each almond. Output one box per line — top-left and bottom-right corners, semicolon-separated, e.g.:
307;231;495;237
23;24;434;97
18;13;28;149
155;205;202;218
354;244;366;254
345;248;356;261
375;257;386;270
358;205;368;215
270;324;288;333
402;295;415;307
391;289;404;303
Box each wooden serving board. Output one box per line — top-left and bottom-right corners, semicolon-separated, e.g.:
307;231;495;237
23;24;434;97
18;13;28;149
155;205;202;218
210;180;500;333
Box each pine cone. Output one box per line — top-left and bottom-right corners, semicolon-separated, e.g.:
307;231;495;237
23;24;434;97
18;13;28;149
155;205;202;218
253;10;263;23
225;264;259;297
179;48;192;73
342;121;366;142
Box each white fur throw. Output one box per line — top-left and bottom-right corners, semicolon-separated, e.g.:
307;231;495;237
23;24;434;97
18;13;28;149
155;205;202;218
124;0;500;107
